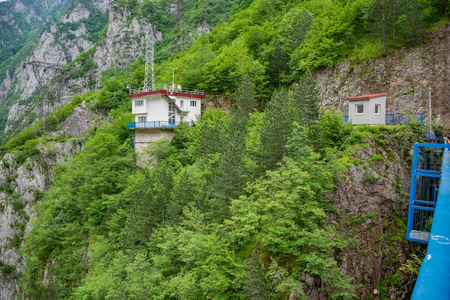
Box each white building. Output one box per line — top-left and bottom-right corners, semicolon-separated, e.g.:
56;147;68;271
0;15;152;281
347;93;387;125
128;88;204;152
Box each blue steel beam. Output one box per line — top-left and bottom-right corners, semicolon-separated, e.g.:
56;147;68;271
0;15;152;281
411;144;450;299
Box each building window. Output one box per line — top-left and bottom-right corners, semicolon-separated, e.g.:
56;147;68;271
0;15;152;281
135;100;143;107
180;117;184;122
190;101;197;107
180;100;184;109
375;104;381;115
355;104;364;115
138;116;147;123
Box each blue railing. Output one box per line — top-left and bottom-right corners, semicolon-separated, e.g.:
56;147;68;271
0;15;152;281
406;143;446;243
127;121;180;129
411;140;450;298
386;113;423;124
343;116;349;123
424;129;446;142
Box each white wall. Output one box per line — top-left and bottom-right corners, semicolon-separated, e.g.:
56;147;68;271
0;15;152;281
349;96;386;125
132;98;146;115
173;96;202;123
132;94;202;124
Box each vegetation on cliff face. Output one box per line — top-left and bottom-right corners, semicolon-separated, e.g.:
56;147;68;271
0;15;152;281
16;74;357;299
14;66;426;298
0;0;71;83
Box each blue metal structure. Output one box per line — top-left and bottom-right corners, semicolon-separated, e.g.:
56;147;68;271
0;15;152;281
410;140;450;299
127;121;181;129
406;143;446;243
385;113;423;124
424;128;445;142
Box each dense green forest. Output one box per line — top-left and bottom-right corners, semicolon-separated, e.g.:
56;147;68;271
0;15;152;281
8;71;422;299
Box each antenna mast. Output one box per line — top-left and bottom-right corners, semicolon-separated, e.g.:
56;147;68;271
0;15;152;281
144;24;155;92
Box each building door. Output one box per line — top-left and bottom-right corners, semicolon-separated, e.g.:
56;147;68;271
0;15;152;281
168;103;176;125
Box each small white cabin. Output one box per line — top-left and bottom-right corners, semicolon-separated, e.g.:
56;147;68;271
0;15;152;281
128;89;204;152
347;93;387;125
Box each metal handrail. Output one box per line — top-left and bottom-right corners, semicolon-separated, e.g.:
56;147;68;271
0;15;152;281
127;121;192;129
130;84;204;96
386;113;423;124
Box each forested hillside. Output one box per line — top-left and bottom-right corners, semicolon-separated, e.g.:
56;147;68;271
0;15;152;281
0;0;448;299
14;74;425;299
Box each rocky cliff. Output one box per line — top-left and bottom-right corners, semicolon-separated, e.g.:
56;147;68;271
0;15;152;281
320;128;422;300
0;103;99;300
315;24;450;128
0;139;83;300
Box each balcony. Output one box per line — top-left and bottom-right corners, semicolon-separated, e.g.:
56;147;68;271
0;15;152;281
127;121;183;129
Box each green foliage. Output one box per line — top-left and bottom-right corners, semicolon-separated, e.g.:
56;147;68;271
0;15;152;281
95;77;130;113
1;263;16;275
363;171;381;183
65;47;97;80
18;75;366;299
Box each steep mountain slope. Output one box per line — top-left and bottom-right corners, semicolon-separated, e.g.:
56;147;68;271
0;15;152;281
0;0;243;143
0;0;110;141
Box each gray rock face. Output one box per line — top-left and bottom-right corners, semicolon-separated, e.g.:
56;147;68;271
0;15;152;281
331;137;414;299
94;4;151;72
4;0;110;134
60;103;104;136
0;139;83;300
315;24;450;128
0;71;11;104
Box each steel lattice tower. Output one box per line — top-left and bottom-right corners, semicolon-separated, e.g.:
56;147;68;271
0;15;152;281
144;25;155;92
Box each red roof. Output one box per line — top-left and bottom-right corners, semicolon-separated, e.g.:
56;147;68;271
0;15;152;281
347;93;388;101
129;90;205;99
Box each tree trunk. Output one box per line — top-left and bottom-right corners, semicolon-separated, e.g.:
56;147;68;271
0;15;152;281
382;11;386;55
392;0;396;43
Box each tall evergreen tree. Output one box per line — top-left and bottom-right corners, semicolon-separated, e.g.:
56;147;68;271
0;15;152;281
291;73;321;128
210;76;256;219
258;88;292;172
233;75;257;116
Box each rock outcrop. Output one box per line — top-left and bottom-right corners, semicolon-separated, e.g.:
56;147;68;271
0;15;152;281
0;139;83;300
330;134;419;299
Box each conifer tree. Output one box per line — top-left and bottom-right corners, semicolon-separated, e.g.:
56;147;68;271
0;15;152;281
210;76;256;219
258;88;292;172
233;74;257;116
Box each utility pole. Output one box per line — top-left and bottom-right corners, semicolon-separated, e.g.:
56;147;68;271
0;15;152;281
429;87;432;130
144;24;155;92
171;67;178;91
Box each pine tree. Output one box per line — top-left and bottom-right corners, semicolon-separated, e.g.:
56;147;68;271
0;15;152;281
209;77;256;220
291;73;321;127
258;88;292;172
233;75;257;116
